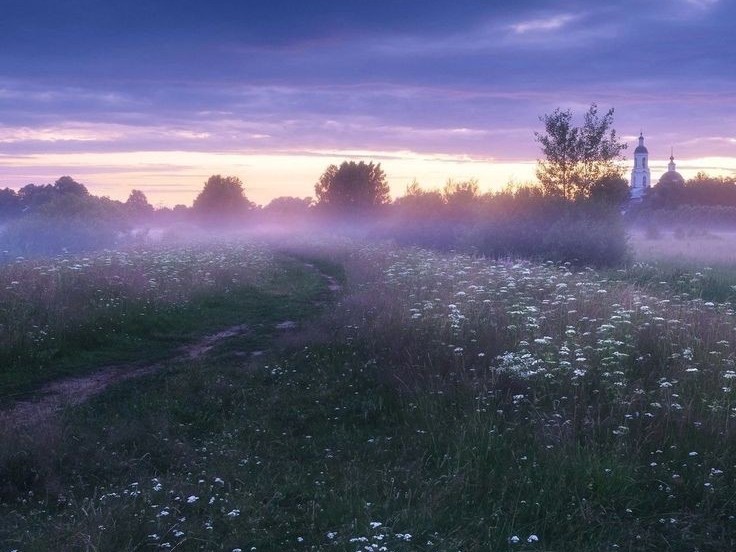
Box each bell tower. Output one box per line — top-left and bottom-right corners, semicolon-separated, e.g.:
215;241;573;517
630;132;651;202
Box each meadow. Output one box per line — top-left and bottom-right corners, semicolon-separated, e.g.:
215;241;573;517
623;228;736;302
2;232;736;551
0;239;328;400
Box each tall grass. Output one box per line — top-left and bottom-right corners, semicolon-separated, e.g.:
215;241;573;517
0;239;277;396
620;228;736;302
319;244;736;549
4;239;736;550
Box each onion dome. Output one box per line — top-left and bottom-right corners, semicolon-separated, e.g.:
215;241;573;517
634;132;648;154
658;150;685;187
658;171;685;187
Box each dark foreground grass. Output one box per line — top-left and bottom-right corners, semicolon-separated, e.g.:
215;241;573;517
4;342;736;551
0;255;327;401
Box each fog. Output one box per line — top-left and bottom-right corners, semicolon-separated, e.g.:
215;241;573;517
3;173;736;269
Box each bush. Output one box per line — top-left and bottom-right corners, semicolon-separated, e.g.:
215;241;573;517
541;211;629;266
383;192;629;267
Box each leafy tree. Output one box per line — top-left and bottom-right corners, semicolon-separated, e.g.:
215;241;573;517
125;189;155;218
589;175;630;206
393;180;444;214
157;204;190;223
263;196;313;217
535;104;626;200
17;184;55;210
403;180;424;197
0;191;129;255
15;176;89;213
192;175;252;222
387;181;451;248
0;188;20;218
442;178;480;221
38;192;126;221
443;178;479;205
53;176;88;196
684;173;736;206
648;175;686;208
315;161;390;210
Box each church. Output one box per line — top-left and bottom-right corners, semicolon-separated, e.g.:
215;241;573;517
629;133;685;202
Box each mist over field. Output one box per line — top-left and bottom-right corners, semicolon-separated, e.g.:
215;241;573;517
3;1;736;550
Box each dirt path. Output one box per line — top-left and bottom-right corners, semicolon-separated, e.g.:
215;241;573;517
307;265;342;293
0;263;342;429
0;323;252;429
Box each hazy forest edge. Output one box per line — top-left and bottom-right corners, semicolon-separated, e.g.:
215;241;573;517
0;104;734;266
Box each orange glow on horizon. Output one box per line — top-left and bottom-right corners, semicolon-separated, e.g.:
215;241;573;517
0;150;538;207
0;150;734;208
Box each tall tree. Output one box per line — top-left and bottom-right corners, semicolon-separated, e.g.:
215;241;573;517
315;161;390;210
192;175;252;222
125;189;155;218
589;175;630;206
535;104;626;200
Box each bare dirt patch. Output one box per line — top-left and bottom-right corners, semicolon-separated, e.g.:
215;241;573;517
303;262;342;293
180;323;250;358
0;323;252;429
0;364;160;429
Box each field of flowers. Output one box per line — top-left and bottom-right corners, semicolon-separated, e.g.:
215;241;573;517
3;239;736;550
0;239;281;396
337;245;736;548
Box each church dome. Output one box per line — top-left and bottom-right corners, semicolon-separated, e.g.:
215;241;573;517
658;170;685;187
658;151;685;188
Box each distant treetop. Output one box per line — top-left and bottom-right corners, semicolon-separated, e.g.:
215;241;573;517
315;161;390;211
192;175;253;223
54;176;89;196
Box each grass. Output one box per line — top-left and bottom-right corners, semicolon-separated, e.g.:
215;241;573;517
629;227;736;266
4;238;736;551
609;262;736;303
619;227;736;302
0;242;327;400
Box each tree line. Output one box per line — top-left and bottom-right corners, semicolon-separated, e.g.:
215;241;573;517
2;104;734;262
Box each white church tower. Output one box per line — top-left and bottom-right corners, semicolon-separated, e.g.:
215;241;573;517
630;132;651;202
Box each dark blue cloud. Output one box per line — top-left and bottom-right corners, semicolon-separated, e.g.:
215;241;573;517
0;0;734;163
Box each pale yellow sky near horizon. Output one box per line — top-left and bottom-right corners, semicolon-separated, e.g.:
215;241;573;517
1;150;735;208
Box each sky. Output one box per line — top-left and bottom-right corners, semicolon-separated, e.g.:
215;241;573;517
0;0;734;207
